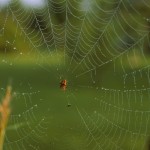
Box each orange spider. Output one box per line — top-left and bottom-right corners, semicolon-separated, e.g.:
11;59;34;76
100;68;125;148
60;79;67;91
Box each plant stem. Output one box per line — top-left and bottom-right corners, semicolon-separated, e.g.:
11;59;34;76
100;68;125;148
0;129;5;150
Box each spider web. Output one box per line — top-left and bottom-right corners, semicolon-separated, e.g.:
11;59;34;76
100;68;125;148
0;0;150;149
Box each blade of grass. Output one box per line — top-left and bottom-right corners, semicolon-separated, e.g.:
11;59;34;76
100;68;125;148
0;86;12;150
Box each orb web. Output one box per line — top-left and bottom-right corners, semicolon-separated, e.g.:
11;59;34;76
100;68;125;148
0;0;150;149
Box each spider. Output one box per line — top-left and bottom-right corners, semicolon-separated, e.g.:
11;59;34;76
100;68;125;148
60;79;67;91
60;79;71;107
